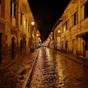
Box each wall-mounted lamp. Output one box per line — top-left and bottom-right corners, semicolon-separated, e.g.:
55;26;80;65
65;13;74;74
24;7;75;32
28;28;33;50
58;30;61;33
31;21;35;26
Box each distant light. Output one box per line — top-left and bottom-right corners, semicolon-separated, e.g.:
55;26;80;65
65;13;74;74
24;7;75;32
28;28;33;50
31;21;35;26
37;33;39;37
58;30;61;33
51;36;52;39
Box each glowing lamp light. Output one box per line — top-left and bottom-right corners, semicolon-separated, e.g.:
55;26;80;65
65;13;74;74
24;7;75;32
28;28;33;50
58;30;61;33
37;33;39;37
31;21;35;26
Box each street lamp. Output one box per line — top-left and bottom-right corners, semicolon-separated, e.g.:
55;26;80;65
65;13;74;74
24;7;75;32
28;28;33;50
58;30;61;33
30;21;35;52
36;33;39;37
31;21;35;26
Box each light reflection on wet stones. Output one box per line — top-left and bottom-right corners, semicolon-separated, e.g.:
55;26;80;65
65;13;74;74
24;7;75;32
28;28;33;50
28;49;59;88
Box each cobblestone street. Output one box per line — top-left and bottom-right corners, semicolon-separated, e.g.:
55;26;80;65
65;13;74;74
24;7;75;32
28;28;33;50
0;47;88;88
27;47;88;88
55;51;88;88
27;48;59;88
0;51;38;88
1;0;88;88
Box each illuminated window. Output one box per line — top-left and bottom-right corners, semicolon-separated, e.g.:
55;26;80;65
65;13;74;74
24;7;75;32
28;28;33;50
11;0;15;17
62;21;68;32
62;24;66;32
81;5;85;20
84;1;88;18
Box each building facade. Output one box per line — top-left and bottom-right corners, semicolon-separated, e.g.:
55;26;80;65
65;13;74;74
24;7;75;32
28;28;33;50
0;0;35;63
54;0;88;58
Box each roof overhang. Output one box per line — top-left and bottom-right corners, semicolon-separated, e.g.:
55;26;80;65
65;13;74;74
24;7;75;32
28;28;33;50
77;32;88;40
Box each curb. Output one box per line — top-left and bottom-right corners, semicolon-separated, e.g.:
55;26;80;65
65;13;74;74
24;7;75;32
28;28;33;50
22;51;39;88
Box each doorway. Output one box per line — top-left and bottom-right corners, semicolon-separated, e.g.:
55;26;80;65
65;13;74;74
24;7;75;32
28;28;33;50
84;40;88;57
11;37;15;59
0;33;2;64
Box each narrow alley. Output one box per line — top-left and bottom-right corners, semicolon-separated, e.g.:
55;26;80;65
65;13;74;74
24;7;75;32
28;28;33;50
0;0;88;88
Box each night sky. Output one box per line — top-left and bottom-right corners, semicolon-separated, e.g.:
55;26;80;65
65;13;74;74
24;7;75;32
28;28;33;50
28;0;71;41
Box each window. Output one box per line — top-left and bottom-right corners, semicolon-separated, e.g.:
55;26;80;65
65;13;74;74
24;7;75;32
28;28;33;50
0;0;1;16
84;1;88;18
81;5;85;20
71;11;78;27
62;21;68;33
68;18;71;30
63;21;68;31
21;13;23;25
11;0;15;17
73;11;78;25
63;24;66;32
69;16;73;28
85;40;88;50
65;21;68;30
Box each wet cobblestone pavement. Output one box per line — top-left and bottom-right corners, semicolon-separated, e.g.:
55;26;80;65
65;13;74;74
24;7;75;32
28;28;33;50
27;47;88;88
55;51;88;88
28;48;59;88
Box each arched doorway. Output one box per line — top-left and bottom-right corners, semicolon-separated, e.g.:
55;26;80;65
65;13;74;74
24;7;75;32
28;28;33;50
20;37;26;55
11;37;15;59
